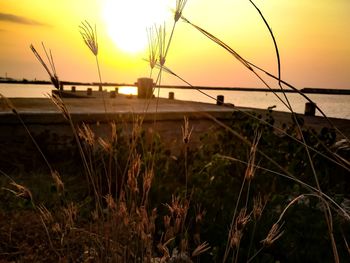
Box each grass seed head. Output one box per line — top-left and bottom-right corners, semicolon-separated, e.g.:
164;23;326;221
147;26;159;71
195;205;206;223
253;195;266;220
62;202;78;229
110;122;117;143
144;169;154;190
8;182;33;202
49;93;70;120
91;209;99;221
52;222;61;234
127;155;141;193
80;20;98;56
98;137;112;152
166;195;189;218
51;170;65;194
261;222;284;247
192;241;211;257
38;204;54;224
181;116;193;144
175;0;188;22
235;208;250;231
229;229;242;249
157;24;167;66
245;130;261;181
78;123;95;146
30;43;60;89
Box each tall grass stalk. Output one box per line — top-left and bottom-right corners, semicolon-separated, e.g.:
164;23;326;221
157;61;350;169
80;20;108;115
49;93;103;216
172;65;350;171
248;193;339;262
246;195;266;260
223;130;261;263
30;41;106;217
4;1;348;261
248;2;340;259
142;60;350;223
144;0;189;189
158;16;349;176
181;16;349;143
153;56;349;260
219;155;350;221
30;44;103;212
149;0;189;97
30;43;60;90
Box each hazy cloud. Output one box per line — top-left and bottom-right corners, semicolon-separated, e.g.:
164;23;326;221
0;13;48;26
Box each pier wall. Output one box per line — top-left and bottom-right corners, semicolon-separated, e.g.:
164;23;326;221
0;112;229;172
1;102;349;173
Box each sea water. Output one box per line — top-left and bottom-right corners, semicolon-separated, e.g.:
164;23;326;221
1;83;349;120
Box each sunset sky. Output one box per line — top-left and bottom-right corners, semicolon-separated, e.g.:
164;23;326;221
0;0;349;90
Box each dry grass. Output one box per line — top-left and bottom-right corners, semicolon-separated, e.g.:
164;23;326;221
1;0;350;262
30;43;60;90
79;20;98;56
147;26;159;77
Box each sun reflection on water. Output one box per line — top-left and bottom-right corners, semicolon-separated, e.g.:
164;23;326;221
117;86;137;95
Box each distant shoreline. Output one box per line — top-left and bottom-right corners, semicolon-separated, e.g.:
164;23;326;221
1;78;350;95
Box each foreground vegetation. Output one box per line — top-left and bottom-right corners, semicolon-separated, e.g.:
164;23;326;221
1;0;350;262
0;110;349;262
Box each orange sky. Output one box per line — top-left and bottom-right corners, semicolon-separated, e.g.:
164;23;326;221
0;0;349;89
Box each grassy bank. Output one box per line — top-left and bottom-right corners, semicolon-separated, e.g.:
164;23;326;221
0;109;349;262
1;0;350;262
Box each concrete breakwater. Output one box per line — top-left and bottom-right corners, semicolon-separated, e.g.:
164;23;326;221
1;95;349;172
0;95;233;171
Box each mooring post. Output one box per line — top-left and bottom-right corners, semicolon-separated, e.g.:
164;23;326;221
137;78;154;99
217;95;224;105
87;88;92;96
305;102;316;116
169;92;175;100
110;91;116;98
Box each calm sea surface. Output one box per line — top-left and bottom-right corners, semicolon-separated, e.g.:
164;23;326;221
1;84;349;120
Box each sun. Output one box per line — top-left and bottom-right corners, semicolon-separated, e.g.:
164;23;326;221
102;0;172;54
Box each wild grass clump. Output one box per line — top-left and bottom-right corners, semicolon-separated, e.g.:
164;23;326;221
1;98;350;262
1;0;350;262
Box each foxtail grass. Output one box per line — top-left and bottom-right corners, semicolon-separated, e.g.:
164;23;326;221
147;26;159;78
30;43;60;90
79;20;108;114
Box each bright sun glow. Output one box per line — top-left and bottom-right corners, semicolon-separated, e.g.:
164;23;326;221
118;86;137;95
102;0;172;54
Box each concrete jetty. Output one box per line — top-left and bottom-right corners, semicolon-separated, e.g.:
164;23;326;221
1;93;349;171
1;92;348;133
